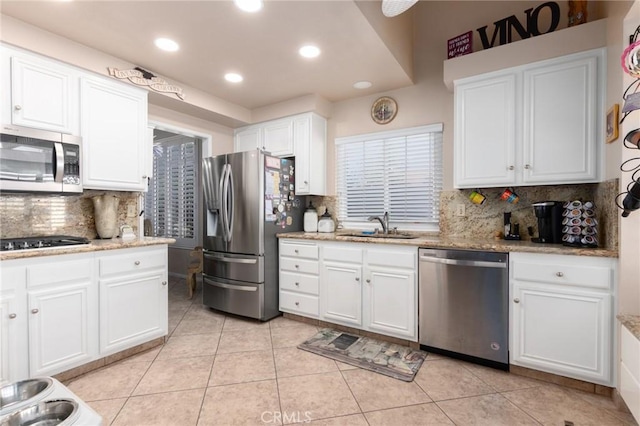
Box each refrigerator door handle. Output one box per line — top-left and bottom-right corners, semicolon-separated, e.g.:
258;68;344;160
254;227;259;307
226;164;235;241
202;159;216;212
220;163;229;241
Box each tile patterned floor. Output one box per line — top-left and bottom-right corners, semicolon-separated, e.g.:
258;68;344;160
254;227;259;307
67;277;638;426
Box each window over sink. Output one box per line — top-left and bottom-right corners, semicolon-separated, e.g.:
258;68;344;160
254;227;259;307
335;123;443;232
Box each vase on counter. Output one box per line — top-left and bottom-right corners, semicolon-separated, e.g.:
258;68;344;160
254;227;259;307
92;194;119;239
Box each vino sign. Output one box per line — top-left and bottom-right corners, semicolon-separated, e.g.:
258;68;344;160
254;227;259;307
476;1;560;50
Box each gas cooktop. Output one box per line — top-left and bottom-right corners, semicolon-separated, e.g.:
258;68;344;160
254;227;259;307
0;235;90;251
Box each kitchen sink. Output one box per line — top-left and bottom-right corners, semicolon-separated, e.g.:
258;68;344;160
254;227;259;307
339;232;418;239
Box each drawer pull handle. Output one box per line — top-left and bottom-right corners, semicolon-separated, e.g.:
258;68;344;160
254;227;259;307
135;261;141;265
556;272;564;277
162;281;167;286
31;309;39;314
295;249;299;254
9;313;16;319
295;264;299;269
295;301;300;306
295;282;300;286
513;298;520;303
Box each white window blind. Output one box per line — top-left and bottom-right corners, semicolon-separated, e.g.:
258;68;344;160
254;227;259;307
336;124;443;231
145;135;199;247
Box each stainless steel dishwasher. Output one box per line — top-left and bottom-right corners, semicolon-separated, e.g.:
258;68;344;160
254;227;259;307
419;248;509;370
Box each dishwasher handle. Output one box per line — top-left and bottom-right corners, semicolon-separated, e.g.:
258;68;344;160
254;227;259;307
419;254;507;269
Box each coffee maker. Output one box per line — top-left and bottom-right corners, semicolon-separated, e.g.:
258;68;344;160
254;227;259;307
532;201;563;243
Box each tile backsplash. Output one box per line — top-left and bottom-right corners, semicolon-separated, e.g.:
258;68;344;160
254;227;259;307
0;190;140;239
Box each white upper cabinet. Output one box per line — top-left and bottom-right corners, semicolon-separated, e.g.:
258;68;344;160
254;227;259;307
454;48;604;188
234;112;327;195
81;76;149;191
455;73;517;187
2;47;79;134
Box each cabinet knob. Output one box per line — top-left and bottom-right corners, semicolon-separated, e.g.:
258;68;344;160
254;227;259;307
508;165;514;170
295;264;299;269
513;298;520;303
295;301;300;306
295;282;300;286
524;164;531;170
14;105;22;111
556;272;564;277
8;313;16;319
135;261;141;265
304;181;309;184
142;175;147;179
294;249;299;254
355;277;360;282
366;279;371;283
162;281;167;286
31;308;39;314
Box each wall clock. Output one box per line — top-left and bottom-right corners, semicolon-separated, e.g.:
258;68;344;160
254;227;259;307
371;96;397;124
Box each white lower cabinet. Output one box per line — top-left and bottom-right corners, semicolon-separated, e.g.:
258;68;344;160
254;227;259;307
279;240;320;317
26;254;98;377
0;265;28;383
0;244;168;381
510;252;616;386
97;246;168;356
279;239;417;341
620;325;640;422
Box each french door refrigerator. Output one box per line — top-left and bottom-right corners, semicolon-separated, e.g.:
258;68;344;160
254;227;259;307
201;150;303;321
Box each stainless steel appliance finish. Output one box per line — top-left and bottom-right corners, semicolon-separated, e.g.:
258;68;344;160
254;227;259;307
419;248;509;369
202;150;303;321
0;236;90;252
0;124;82;194
0;378;53;413
1;399;79;426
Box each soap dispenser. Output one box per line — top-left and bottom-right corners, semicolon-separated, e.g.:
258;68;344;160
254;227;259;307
303;201;318;232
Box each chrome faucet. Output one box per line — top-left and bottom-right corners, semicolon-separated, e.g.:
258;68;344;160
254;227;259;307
368;212;389;234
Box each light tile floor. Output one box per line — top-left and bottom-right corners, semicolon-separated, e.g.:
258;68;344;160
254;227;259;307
68;277;639;426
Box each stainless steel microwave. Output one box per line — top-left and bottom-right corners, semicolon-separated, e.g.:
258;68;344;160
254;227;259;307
0;124;82;194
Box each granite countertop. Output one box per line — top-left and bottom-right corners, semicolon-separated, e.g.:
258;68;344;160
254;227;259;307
0;236;176;261
618;314;640;341
276;231;618;258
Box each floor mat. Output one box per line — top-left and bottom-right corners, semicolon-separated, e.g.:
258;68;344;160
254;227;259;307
298;328;427;382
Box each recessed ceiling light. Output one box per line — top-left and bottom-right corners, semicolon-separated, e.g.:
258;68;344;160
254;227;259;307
353;81;372;89
234;0;263;12
154;38;179;52
299;45;321;59
225;73;244;83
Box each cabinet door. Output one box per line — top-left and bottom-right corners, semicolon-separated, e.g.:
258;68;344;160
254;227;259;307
522;52;600;184
365;266;416;340
234;126;261;152
511;282;612;385
27;280;97;377
10;55;78;134
320;262;362;327
293;115;311;194
81;77;149;191
454;73;516;188
100;272;168;355
263;119;294;157
0;265;28;383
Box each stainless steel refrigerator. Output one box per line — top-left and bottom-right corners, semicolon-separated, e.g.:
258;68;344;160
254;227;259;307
201;150;303;321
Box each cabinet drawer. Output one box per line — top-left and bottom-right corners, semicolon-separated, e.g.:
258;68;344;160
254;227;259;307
280;271;319;295
280;241;318;259
280;258;319;275
322;245;362;264
28;257;92;287
99;249;166;277
512;260;611;290
280;290;318;317
366;247;416;269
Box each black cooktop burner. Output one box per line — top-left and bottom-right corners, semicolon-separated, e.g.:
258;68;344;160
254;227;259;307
0;235;90;251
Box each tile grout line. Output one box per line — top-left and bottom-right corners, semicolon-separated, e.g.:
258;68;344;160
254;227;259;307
270;321;286;426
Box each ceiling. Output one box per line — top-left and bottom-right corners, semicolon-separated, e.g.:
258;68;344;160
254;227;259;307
1;0;415;117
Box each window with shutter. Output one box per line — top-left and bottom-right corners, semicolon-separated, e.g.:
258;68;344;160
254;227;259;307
336;124;443;232
144;134;200;248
